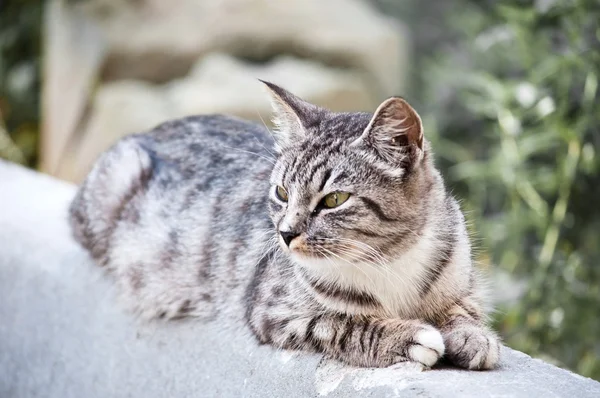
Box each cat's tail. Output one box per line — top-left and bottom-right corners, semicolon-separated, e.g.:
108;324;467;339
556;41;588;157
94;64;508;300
69;136;153;265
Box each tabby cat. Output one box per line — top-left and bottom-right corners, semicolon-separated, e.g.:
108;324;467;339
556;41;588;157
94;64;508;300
69;81;500;370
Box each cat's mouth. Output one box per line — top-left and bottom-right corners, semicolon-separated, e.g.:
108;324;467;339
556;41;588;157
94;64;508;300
288;242;318;258
283;235;367;265
284;236;325;259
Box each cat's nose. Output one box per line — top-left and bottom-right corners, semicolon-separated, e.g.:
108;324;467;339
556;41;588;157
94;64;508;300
280;230;300;247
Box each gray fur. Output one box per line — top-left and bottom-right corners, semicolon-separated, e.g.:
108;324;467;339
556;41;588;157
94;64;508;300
69;82;500;370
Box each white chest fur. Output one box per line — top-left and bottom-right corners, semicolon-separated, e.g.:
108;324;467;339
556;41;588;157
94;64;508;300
296;219;451;318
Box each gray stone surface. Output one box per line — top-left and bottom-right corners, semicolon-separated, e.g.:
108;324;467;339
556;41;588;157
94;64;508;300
1;160;600;398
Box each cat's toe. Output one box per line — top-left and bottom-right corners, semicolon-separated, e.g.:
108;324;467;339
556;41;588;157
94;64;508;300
444;326;501;370
406;326;445;367
480;334;501;369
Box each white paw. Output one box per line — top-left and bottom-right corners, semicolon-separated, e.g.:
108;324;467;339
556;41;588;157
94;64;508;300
408;327;445;367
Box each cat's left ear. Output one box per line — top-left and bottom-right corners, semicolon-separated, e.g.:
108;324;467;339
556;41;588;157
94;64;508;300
260;80;321;152
354;97;424;166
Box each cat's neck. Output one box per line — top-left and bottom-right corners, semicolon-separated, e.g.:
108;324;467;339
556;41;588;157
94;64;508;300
294;201;469;318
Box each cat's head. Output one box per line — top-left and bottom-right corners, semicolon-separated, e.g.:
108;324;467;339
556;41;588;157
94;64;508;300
263;81;437;272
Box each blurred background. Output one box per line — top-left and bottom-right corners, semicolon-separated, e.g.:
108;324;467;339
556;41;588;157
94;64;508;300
1;0;599;380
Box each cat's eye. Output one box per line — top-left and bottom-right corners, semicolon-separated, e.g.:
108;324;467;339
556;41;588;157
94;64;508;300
275;186;289;202
322;192;350;208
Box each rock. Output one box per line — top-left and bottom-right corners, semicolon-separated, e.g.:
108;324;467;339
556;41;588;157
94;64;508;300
2;160;600;397
43;0;410;182
40;0;106;176
80;0;408;97
169;53;377;119
66;54;376;182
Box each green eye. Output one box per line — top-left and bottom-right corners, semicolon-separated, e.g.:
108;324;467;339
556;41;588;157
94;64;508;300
275;186;289;202
323;192;350;208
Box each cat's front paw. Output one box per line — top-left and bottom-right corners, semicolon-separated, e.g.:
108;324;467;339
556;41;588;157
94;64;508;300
443;325;500;370
380;322;445;368
405;326;445;367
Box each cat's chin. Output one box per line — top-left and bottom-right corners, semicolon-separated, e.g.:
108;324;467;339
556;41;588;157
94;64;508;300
287;249;322;261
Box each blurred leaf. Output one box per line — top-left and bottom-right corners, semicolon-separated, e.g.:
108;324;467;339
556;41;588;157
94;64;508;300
419;0;600;380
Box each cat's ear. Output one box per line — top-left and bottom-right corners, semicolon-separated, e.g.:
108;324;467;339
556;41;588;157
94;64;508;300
354;97;424;166
260;80;319;151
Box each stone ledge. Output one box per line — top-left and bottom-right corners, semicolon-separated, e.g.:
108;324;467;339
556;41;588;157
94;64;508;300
1;160;599;397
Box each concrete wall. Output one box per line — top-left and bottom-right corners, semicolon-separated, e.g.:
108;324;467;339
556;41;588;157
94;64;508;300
1;160;600;397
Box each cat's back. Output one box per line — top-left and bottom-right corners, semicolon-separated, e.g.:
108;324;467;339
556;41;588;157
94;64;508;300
139;114;274;175
69;114;275;283
144;114;273;153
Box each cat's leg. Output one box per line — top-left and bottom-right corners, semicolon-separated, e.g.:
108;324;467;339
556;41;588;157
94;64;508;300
436;300;501;370
249;311;445;368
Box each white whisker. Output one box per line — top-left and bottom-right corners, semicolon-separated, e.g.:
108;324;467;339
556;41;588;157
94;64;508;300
219;144;276;165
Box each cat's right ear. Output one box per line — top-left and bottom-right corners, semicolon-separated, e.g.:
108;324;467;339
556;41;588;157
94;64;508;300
260;80;318;152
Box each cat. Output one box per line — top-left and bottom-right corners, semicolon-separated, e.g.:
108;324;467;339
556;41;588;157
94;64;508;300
69;81;500;370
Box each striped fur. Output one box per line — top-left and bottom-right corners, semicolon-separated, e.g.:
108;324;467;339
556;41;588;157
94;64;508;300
69;83;500;370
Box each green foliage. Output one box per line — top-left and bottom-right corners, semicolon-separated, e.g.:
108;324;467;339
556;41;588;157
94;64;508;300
0;0;42;166
421;0;600;379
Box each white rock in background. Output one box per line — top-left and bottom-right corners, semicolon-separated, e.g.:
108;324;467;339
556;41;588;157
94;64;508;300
45;0;410;182
82;0;407;97
167;53;376;119
68;54;376;182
